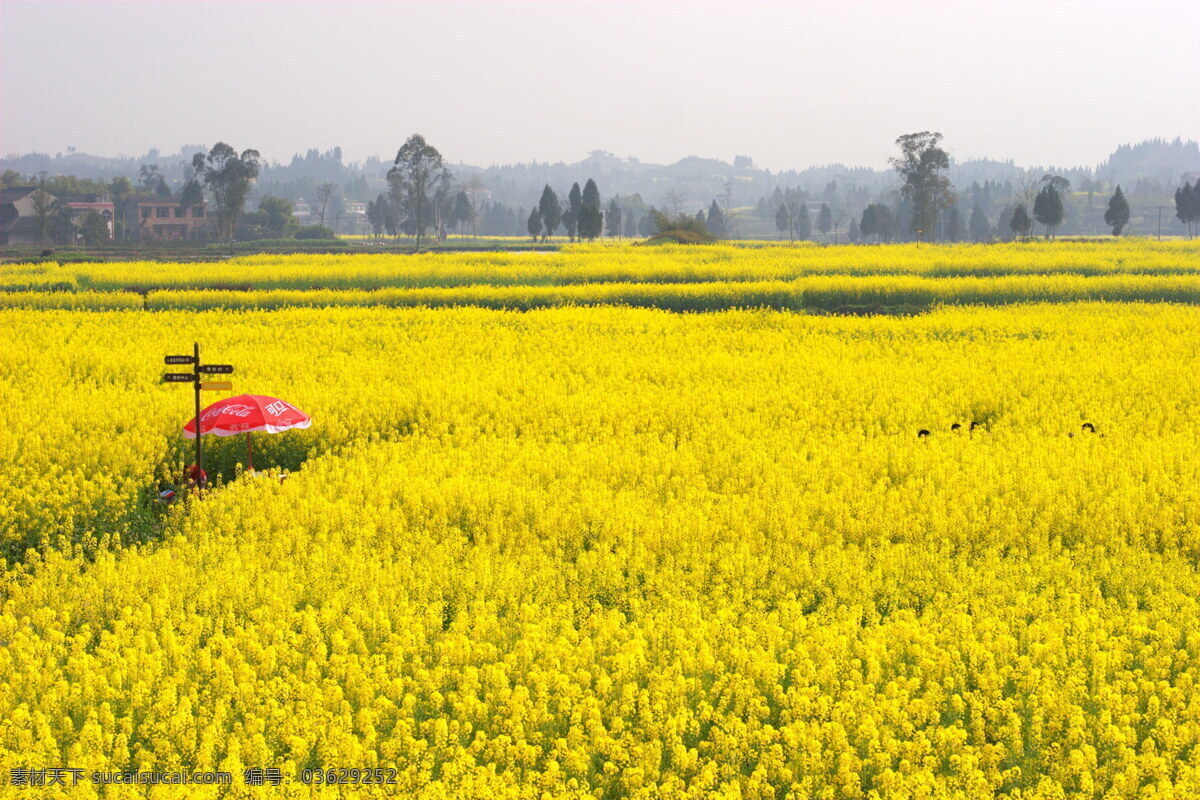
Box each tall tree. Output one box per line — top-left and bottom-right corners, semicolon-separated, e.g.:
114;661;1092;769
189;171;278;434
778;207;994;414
706;200;725;238
578;203;602;242
52;197;76;245
1010;203;1032;239
581;178;600;211
191;143;263;244
890;131;955;241
663;188;687;217
1103;186;1130;236
944;207;964;242
432;179;456;243
537;186;561;242
526;207;542;242
30;174;55;245
562;182;583;241
137;164;168;195
577;179;603;242
316;182;337;229
452;191;474;236
79;209;109;246
367;197;385;237
996;205;1016;241
968;204;990;242
108;176;133;239
606;199;622;239
461;174;485;238
863;203;894;242
776;194;806;242
638;209;656;237
257;196;296;238
1176;182;1197;238
859;205;877;241
386;134;452;249
795;203;812;240
179;179;204;212
818;202;833;241
1032;184;1064;238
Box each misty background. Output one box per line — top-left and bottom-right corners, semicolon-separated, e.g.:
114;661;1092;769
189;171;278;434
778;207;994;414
2;1;1198;239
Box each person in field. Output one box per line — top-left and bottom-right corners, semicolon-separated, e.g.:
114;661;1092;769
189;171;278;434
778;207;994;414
187;464;207;488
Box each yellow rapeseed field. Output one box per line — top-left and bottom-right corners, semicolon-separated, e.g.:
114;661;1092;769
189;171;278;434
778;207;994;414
3;240;1200;294
3;242;1200;798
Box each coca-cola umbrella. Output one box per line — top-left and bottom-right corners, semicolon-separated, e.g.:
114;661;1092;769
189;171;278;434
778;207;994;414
183;394;311;471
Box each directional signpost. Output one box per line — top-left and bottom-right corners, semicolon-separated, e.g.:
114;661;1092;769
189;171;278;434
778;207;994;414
162;343;234;489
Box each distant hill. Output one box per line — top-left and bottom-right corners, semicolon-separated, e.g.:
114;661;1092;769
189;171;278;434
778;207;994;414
1096;138;1200;185
5;139;1198;213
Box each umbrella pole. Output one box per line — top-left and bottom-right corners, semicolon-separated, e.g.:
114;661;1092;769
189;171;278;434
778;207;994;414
193;342;203;491
246;432;254;472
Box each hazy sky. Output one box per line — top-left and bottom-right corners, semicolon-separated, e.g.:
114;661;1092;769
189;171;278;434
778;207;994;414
2;1;1196;171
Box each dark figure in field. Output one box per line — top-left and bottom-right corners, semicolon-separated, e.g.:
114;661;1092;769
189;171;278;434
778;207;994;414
950;423;962;432
1082;422;1095;433
917;429;930;439
970;421;983;432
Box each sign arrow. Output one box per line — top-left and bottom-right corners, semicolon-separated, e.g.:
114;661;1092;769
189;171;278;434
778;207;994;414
198;364;234;374
200;381;233;391
165;355;196;365
163;373;196;383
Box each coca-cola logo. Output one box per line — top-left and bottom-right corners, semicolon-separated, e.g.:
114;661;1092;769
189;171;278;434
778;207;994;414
203;404;253;421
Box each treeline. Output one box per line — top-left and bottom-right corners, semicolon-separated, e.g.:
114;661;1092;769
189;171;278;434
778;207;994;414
6;132;1199;248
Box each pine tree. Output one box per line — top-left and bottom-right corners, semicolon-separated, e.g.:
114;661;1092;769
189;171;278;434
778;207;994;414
775;205;788;240
969;204;990;242
1033;185;1064;238
538;186;561;242
1103;186;1130;236
582;178;600;210
563;182;582;241
638;210;655;237
796;204;812;240
606;200;622;239
818;203;833;241
876;205;894;241
1010;203;1032;239
526;207;542;242
859;205;877;241
945;207;963;242
1176;182;1197;238
706;200;725;237
451;191;473;237
576;179;602;241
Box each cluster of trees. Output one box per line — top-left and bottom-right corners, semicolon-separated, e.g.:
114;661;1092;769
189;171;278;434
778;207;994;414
8;132;1199;248
773;134;1184;244
1;170;132;245
527;179;605;242
364;135;500;245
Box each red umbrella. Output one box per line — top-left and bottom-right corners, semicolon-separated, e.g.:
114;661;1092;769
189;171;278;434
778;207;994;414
184;394;310;471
